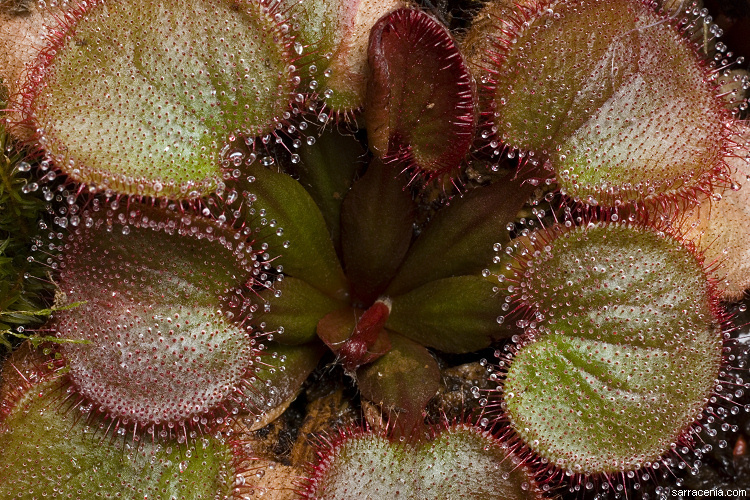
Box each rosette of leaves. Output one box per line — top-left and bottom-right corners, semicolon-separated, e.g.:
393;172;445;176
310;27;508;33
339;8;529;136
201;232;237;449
1;1;748;497
220;117;533;431
0;348;252;499
301;422;545;499
11;0;311;200
203;7;531;432
463;0;740;207
491;219;730;479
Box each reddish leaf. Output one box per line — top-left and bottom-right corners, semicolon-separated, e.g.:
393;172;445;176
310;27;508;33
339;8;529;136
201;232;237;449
366;8;476;182
316;307;358;352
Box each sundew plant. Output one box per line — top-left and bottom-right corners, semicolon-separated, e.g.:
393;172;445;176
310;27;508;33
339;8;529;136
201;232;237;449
1;0;750;499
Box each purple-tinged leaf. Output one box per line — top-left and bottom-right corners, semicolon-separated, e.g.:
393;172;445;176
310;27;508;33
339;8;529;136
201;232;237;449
295;129;367;253
365;8;476;183
340;158;415;304
53;204;264;428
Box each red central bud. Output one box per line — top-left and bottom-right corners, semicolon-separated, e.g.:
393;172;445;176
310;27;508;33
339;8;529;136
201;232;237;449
339;299;392;372
317;299;393;373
